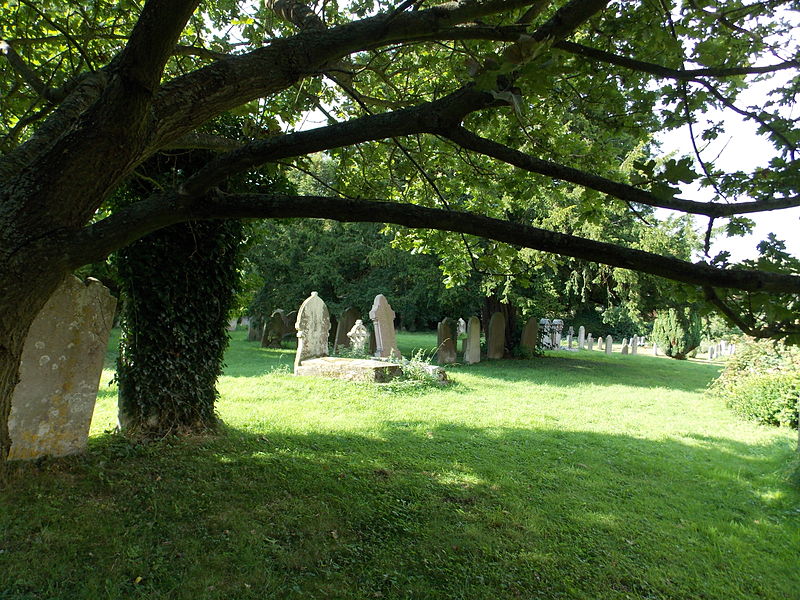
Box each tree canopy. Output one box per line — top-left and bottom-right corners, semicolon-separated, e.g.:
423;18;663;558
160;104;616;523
1;0;799;458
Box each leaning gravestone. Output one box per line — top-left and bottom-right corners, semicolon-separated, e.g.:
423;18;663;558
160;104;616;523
486;312;506;359
587;334;594;351
464;316;481;364
437;317;458;365
8;276;116;460
293;292;331;371
578;326;585;350
334;307;361;353
520;317;539;353
605;335;613;354
369;294;400;358
347;320;370;354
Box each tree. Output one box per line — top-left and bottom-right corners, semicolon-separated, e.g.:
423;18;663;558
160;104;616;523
1;0;799;464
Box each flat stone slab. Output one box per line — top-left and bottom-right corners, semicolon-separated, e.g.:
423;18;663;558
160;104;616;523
295;357;401;383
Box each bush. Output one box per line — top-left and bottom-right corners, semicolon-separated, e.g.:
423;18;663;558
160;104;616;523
708;339;800;429
651;308;701;359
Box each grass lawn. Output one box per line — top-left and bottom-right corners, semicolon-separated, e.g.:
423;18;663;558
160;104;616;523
1;329;798;599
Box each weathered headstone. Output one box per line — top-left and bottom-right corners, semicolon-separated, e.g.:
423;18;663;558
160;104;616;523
464;316;481;364
621;341;629;355
437;318;458;365
539;318;551;349
567;333;573;348
520;317;539;353
457;317;467;338
262;310;286;348
487;312;506;359
347;320;370;354
552;319;564;349
369;294;400;358
247;316;264;341
334;307;361;353
587;334;594;351
631;335;638;355
9;276;116;460
605;335;613;354
294;292;331;371
578;326;585;350
597;336;603;349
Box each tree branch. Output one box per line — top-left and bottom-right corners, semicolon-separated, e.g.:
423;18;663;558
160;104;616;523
555;41;798;81
65;193;800;297
444;126;800;217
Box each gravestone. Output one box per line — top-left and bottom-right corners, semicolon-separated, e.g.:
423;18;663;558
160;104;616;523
567;333;573;349
578;325;585;350
457;318;467;338
8;276;116;460
247;316;263;341
539;318;552;349
653;343;659;356
369;294;400;358
227;318;238;331
334;307;361;353
621;341;629;355
631;335;638;355
487;312;506;359
294;292;331;371
708;345;716;360
520;317;539;353
464;316;481;364
552;319;564;349
622;338;628;348
597;336;603;349
262;310;286;348
587;334;594;351
605;335;613;354
437;318;458;365
347;320;370;354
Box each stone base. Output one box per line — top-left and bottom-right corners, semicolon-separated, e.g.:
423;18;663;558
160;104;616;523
295;357;402;382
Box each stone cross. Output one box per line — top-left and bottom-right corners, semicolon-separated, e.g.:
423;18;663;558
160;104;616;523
347;319;370;354
464;316;481;364
578;325;585;350
631;335;638;355
605;335;613;354
587;334;594;351
9;276;116;460
369;294;400;358
437;317;457;364
520;317;539;353
334;307;361;353
294;292;331;370
487;312;506;359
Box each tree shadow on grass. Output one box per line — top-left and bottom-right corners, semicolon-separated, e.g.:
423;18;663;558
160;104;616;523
2;422;798;600
452;353;721;394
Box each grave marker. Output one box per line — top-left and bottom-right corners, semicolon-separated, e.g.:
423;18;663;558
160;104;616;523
294;292;331;371
369;294;400;358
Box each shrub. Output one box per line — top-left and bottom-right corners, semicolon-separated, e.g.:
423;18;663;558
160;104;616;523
651;308;701;359
708;339;800;429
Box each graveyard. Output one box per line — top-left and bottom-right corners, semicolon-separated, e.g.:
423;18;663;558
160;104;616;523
1;319;798;600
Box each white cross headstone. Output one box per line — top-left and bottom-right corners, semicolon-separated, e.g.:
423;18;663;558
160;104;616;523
369;294;400;358
347;319;370;354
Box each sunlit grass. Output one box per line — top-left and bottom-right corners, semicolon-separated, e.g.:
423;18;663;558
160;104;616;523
2;329;798;600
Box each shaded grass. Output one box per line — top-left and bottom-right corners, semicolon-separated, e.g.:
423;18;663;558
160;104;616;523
2;329;798;600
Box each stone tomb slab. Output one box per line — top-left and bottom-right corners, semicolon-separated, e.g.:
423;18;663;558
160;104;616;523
295;356;401;383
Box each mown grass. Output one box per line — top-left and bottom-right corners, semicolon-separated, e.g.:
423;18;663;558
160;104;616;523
2;329;798;600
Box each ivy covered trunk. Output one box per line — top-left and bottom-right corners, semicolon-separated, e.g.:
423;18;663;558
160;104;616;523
116;219;242;435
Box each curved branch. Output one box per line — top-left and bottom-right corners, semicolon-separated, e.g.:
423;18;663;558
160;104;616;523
65;193;800;297
444;126;800;217
555;41;798;81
